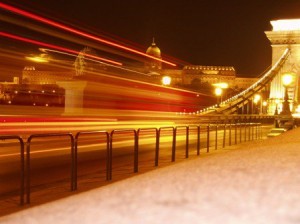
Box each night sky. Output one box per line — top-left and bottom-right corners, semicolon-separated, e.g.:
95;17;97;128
2;0;300;77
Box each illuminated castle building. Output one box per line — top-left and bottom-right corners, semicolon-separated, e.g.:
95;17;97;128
144;40;258;90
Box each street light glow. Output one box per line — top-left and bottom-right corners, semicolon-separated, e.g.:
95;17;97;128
215;87;223;96
282;74;293;86
212;82;228;89
262;101;267;107
162;76;171;85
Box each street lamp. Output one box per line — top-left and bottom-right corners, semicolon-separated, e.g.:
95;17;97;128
262;101;267;114
212;82;228;106
162;76;171;86
253;94;261;114
280;73;293;116
215;87;223;107
274;98;279;115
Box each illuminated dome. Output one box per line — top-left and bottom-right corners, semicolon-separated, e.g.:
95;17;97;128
146;40;161;58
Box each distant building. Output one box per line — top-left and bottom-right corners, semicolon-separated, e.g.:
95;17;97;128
22;66;73;84
143;40;258;91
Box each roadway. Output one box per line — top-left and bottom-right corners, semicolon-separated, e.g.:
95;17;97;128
0;123;273;216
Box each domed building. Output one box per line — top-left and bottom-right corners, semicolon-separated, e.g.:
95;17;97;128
142;39;258;91
145;39;162;71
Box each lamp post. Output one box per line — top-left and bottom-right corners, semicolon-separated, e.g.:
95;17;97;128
215;87;222;107
280;74;293;116
262;101;267;114
253;94;261;114
274;99;279;115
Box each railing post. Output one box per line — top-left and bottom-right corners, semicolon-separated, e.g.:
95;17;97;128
244;122;247;142
207;125;210;153
248;122;251;141
186;126;189;158
157;127;176;165
155;129;160;166
0;135;25;205
229;123;232;146
240;122;242;143
25;133;74;204
197;126;200;155
172;127;176;162
74;131;110;189
259;123;262;139
235;121;237;145
251;123;254;140
223;124;226;148
109;129;138;180
215;125;218;150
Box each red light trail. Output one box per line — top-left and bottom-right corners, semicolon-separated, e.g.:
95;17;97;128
0;3;177;67
0;31;123;66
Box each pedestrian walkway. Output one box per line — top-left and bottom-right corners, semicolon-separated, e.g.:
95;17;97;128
1;127;300;224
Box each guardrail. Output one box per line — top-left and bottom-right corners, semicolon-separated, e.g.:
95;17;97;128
0;121;263;205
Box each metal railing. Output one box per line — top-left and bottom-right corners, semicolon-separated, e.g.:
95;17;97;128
25;133;74;204
74;131;110;189
109;129;137;180
0;121;264;205
136;128;159;166
0;135;25;205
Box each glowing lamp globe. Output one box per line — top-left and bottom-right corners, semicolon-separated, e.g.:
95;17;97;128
162;76;171;85
282;74;293;86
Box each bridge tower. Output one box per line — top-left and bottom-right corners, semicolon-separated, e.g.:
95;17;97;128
265;19;300;114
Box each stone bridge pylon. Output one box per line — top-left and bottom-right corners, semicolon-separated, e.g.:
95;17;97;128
265;19;300;115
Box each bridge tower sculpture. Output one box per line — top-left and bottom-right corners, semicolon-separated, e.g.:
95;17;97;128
265;19;300;114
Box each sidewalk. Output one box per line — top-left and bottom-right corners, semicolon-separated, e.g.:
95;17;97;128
1;128;300;224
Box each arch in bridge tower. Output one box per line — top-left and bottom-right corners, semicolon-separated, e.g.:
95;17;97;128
265;19;300;114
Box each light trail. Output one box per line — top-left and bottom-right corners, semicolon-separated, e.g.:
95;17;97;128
39;48;151;76
0;31;122;66
0;135;191;159
0;2;176;67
